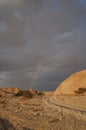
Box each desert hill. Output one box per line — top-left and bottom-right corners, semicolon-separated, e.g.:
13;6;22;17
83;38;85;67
0;87;44;97
54;70;86;95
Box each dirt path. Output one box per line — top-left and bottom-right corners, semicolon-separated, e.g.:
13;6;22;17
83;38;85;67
47;96;86;113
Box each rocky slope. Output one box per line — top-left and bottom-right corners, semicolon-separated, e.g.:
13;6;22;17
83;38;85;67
0;87;44;98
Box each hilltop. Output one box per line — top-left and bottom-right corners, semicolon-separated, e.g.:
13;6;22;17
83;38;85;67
54;70;86;95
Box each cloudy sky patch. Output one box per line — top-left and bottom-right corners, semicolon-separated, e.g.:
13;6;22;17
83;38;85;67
0;0;86;90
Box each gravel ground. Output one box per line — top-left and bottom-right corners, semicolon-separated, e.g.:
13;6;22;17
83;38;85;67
0;94;86;130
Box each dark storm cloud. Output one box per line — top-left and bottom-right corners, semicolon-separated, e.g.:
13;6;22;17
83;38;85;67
0;0;86;90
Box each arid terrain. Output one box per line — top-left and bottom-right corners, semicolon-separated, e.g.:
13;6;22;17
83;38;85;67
0;70;86;130
0;89;85;130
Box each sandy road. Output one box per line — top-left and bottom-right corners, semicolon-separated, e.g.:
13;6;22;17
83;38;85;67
46;96;86;113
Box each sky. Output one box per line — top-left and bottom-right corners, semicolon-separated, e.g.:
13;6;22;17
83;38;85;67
0;0;86;91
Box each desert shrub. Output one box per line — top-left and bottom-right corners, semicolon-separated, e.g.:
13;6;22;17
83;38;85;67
23;91;33;98
15;90;33;98
15;91;24;96
74;87;86;94
36;91;44;96
79;88;86;91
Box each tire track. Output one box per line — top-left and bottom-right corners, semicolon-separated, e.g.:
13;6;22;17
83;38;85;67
47;96;86;113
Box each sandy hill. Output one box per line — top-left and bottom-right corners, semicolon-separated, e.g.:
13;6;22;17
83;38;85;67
54;70;86;95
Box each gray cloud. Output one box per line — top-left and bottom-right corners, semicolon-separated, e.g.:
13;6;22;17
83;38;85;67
0;0;86;90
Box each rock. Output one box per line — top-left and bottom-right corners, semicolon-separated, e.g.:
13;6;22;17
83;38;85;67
0;87;21;96
15;89;44;98
0;87;44;98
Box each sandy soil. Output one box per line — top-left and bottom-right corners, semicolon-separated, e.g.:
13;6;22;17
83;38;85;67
0;93;86;130
48;95;86;111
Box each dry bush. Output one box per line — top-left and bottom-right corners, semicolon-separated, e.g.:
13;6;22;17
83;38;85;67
15;89;44;98
74;87;86;94
15;90;33;98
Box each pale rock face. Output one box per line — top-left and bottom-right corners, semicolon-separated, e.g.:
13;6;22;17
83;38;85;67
0;87;20;94
0;87;21;96
54;70;86;95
